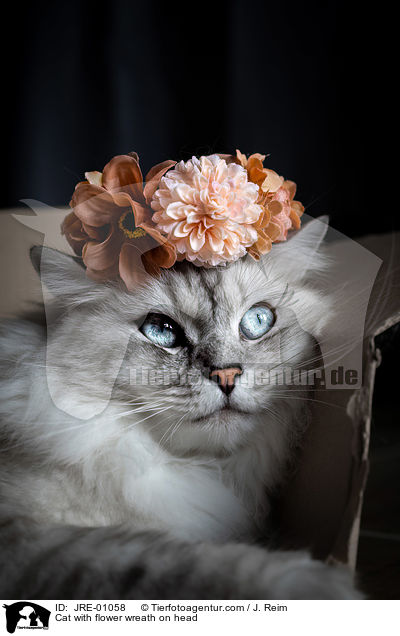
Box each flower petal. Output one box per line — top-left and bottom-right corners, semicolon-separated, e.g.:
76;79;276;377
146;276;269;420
85;171;103;186
124;199;155;230
258;230;272;250
71;182;124;226
267;200;283;216
261;170;284;193
119;242;149;290
248;167;267;185
189;229;206;251
82;225;123;271
86;262;120;282
102;154;144;200
291;200;304;217
246;156;263;172
290;209;302;230
127;151;140;163
217;153;239;165
142;242;177;275
248;152;266;163
235;149;248;167
143;160;176;204
255;206;271;229
248;231;272;259
264;220;282;242
82;223;109;241
61;212;87;256
207;233;224;253
283;180;297;201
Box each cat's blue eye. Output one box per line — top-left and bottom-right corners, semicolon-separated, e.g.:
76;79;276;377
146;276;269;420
140;313;184;348
239;305;275;340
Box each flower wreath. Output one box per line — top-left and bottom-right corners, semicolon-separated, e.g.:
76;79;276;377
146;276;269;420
62;150;304;289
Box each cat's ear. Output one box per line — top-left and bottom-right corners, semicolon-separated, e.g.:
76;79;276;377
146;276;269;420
269;215;329;280
30;246;106;305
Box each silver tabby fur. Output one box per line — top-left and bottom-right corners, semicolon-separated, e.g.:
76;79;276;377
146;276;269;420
0;218;361;599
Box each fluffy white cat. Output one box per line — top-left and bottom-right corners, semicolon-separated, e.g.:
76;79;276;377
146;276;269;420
0;218;361;599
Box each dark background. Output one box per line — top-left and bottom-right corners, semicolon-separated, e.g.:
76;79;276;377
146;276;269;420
1;0;398;597
1;0;390;239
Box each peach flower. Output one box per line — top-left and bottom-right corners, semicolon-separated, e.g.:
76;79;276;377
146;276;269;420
62;153;177;289
151;154;263;266
235;150;304;258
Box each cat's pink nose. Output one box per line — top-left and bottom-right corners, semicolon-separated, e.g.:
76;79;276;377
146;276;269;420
210;367;242;396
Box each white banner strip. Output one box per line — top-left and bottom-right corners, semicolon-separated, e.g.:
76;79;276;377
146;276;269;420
1;599;399;635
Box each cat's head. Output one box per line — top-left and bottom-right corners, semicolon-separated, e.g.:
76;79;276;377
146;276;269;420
32;216;329;454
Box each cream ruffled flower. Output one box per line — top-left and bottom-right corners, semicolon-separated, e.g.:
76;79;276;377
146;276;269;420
151;154;263;266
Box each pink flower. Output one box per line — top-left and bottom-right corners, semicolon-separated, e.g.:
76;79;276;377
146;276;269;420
151;154;263;266
234;150;304;258
267;185;296;241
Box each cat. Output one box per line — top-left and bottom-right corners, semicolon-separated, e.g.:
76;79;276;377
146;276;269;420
0;217;361;599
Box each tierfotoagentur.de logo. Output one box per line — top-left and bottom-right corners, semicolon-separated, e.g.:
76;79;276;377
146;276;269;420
2;603;50;633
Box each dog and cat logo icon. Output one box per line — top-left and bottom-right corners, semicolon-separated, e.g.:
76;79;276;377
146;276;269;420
2;603;50;633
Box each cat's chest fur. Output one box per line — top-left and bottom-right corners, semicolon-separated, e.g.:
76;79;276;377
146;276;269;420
2;398;276;543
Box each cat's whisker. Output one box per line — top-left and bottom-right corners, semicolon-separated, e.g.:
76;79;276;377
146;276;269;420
165;410;192;446
158;415;184;447
116;405;168;417
261;393;344;409
123;405;174;430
